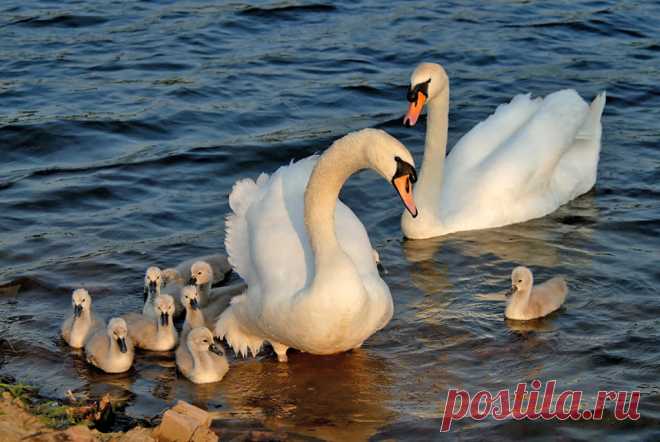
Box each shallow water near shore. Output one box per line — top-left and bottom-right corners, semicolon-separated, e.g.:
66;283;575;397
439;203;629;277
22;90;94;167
1;0;659;440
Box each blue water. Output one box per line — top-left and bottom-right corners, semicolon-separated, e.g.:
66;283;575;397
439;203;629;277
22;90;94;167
1;1;659;439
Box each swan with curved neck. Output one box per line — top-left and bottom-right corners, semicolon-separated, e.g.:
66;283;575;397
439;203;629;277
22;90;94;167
215;129;417;361
402;62;606;239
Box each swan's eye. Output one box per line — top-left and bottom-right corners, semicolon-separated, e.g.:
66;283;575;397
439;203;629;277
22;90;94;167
518;279;522;283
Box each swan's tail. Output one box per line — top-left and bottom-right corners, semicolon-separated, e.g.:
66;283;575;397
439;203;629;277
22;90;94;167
214;295;264;358
576;91;606;140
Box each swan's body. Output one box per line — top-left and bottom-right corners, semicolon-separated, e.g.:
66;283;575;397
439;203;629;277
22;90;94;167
505;266;568;320
164;254;232;287
215;129;417;361
124;295;178;351
143;267;183;318
176;327;228;384
84;318;134;373
402;63;606;239
61;288;105;348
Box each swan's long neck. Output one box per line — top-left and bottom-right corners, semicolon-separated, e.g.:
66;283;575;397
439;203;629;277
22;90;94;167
416;87;449;211
304;136;369;271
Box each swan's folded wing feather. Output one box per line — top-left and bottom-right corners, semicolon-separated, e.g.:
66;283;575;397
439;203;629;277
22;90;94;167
61;316;73;342
446;92;542;175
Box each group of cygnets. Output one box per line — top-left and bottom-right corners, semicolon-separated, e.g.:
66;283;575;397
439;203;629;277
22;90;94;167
61;255;241;383
61;61;600;382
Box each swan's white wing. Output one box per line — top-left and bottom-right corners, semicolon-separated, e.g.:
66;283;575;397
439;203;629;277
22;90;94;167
446;93;542;175
441;90;592;229
225;155;376;308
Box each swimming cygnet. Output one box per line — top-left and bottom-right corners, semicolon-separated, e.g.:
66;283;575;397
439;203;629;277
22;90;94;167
143;266;183;318
188;261;246;307
505;266;568;320
163;254;232;287
61;288;105;348
84;318;134;373
176;327;229;384
124;294;178;351
180;285;232;337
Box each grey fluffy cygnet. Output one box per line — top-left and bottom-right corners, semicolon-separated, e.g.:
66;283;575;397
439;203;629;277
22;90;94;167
124;294;178;351
143;266;183;318
61;288;105;348
84;318;134;373
176;327;229;384
505;266;568;320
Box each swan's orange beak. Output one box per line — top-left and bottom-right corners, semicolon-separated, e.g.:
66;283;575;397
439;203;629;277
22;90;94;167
393;174;418;218
403;91;426;127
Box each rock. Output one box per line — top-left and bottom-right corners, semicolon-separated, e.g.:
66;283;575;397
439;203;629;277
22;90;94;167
63;425;98;442
153;401;213;442
171;401;211;428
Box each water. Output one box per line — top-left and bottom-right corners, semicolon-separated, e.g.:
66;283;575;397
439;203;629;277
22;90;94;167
1;0;659;439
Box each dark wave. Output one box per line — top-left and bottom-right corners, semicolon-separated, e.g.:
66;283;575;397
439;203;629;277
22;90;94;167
9;14;108;28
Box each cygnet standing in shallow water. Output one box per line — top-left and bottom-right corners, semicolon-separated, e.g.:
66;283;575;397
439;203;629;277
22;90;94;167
143;266;183;318
505;266;568;320
84;318;134;373
61;288;105;348
124;295;178;351
176;327;229;384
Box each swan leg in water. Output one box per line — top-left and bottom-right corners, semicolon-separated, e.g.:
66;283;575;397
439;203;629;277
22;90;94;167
270;341;289;363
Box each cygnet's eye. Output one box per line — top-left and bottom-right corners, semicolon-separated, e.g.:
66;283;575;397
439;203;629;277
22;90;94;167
518;279;522;283
197;271;202;275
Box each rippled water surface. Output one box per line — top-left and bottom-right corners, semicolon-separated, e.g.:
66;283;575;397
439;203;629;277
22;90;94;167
1;0;659;440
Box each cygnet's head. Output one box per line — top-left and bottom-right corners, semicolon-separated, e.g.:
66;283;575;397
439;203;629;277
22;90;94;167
403;62;449;127
187;327;223;356
507;266;534;297
108;318;129;353
180;285;200;311
71;288;92;317
189;261;213;286
155;294;175;326
144;266;163;300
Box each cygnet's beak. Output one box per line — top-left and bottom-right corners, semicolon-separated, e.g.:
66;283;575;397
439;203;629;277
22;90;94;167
74;304;83;318
392;158;418;218
148;280;157;296
505;285;517;297
209;343;224;356
188;276;197;285
117;336;128;353
160;312;169;327
190;297;199;310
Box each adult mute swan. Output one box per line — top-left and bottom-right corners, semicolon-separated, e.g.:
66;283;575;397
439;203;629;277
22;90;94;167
215;129;418;362
401;63;606;239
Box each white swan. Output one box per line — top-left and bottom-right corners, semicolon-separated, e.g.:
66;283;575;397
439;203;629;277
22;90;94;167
401;63;606;239
176;327;229;384
215;129;418;362
61;288;105;348
505;266;568;320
